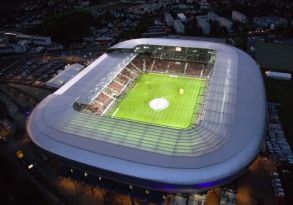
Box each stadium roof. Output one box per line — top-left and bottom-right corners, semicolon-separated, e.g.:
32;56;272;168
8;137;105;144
27;38;266;192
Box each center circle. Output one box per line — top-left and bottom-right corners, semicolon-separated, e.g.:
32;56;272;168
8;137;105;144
149;98;169;111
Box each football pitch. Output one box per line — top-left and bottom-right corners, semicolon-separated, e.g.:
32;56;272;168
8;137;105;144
110;73;205;129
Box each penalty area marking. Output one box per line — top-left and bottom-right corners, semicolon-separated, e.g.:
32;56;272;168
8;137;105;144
112;108;119;117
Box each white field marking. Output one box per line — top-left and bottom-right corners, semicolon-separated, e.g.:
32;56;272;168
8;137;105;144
111;108;119;117
169;75;178;78
149;98;169;111
131;82;139;91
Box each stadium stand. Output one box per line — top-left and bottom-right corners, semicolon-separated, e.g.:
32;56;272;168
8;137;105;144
131;57;144;71
108;81;124;95
185;62;204;77
168;60;185;74
144;57;153;70
152;59;169;72
203;64;213;77
96;92;113;107
82;45;214;116
121;69;138;80
116;74;129;85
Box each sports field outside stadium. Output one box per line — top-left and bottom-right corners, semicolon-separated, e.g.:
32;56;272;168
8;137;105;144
110;73;206;129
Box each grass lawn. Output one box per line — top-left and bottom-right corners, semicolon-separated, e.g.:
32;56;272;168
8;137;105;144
109;73;205;129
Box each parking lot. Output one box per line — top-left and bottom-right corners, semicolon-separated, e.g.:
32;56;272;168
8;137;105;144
265;104;293;204
0;58;66;84
265;104;293;165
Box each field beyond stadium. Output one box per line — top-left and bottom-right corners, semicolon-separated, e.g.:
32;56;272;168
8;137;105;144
109;73;205;129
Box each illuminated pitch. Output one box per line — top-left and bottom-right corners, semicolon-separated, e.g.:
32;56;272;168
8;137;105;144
109;73;205;129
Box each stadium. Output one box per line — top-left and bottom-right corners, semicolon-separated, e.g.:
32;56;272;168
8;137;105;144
26;38;266;196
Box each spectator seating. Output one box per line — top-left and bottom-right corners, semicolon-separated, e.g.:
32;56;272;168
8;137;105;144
83;54;212;115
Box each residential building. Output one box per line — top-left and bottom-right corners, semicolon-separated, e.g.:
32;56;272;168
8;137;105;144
208;12;221;23
165;13;174;27
177;13;187;23
196;16;210;34
220;17;233;32
253;17;288;28
4;32;52;46
174;19;185;34
232;11;247;23
0;41;27;54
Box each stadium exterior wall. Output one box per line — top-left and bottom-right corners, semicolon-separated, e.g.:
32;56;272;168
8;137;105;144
31;141;261;193
26;38;267;193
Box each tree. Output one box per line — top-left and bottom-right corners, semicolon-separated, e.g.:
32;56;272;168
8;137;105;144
209;21;226;37
0;100;7;120
32;9;95;44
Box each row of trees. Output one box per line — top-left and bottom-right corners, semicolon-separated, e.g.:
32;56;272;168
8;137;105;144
118;18;152;40
30;9;95;44
0;100;7;120
0;0;20;23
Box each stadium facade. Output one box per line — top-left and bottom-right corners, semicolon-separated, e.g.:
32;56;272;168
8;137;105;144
26;38;266;193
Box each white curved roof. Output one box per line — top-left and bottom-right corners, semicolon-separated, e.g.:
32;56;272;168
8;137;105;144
26;38;266;192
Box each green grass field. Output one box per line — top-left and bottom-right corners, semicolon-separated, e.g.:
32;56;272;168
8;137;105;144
109;73;205;129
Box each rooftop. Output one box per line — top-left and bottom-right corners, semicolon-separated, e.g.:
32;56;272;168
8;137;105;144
46;63;84;88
